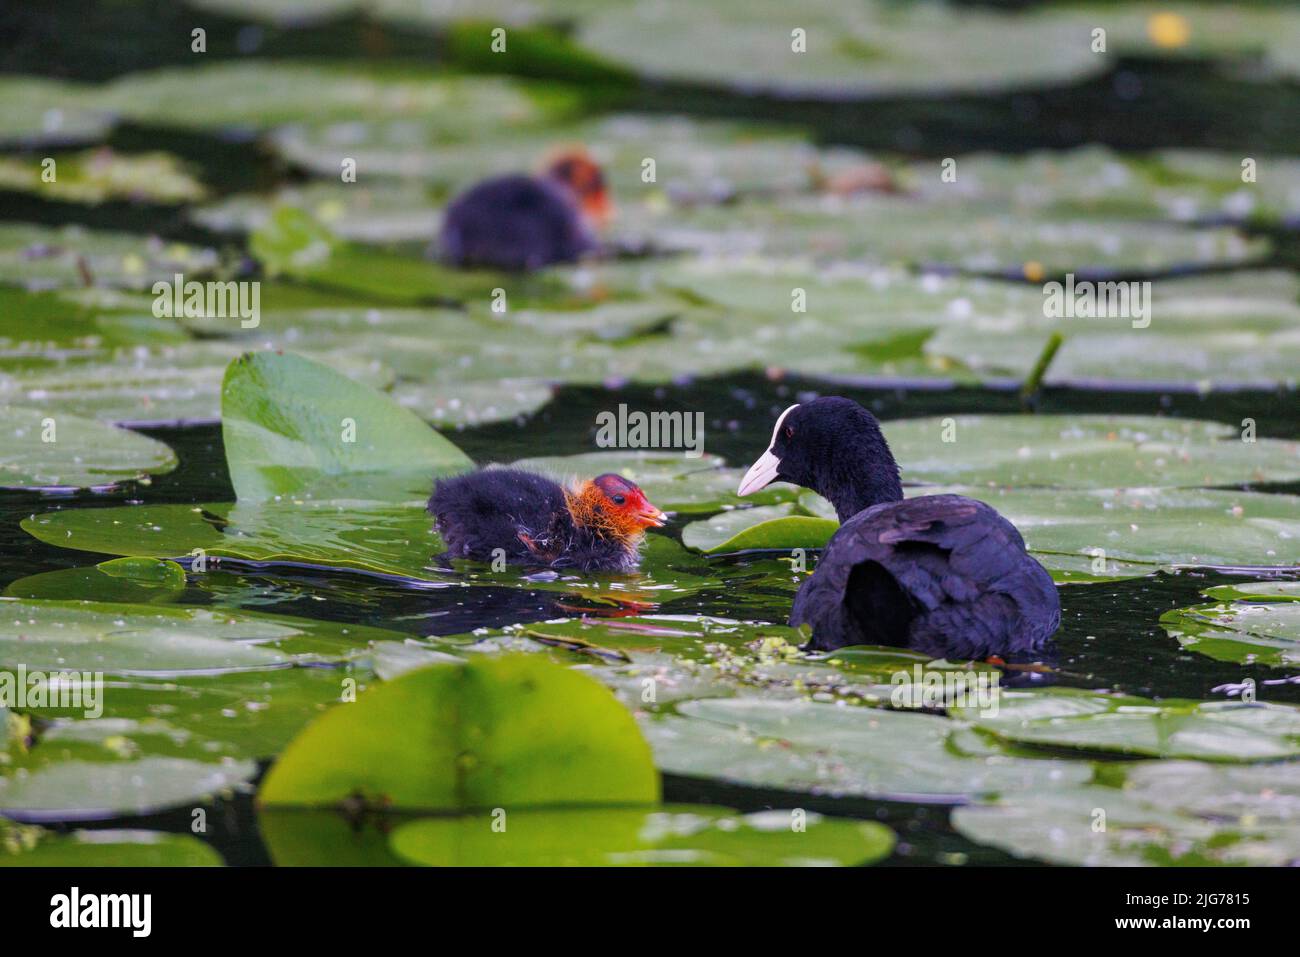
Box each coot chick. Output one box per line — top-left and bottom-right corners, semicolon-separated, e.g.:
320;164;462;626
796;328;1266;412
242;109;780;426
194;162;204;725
429;469;665;572
737;398;1059;660
437;149;610;271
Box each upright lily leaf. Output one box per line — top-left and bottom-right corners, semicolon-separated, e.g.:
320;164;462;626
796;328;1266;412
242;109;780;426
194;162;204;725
0;406;175;490
221;350;472;502
259;655;659;811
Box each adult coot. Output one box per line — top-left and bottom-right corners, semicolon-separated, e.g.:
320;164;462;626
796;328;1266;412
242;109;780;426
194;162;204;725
737;397;1059;659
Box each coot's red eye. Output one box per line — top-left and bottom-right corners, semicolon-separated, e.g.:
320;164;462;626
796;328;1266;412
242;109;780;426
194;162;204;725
784;426;794;439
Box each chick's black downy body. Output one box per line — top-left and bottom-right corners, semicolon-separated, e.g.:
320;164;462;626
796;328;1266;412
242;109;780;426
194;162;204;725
438;175;595;271
429;469;650;572
738;397;1060;659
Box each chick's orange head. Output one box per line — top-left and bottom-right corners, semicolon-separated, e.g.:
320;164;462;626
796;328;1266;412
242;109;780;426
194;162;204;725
544;148;613;226
581;473;667;533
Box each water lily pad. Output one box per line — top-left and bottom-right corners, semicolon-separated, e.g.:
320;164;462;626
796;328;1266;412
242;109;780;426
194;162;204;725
1161;589;1300;667
1204;580;1300;602
682;504;837;554
99;62;570;134
0;755;255;823
389;805;893;866
0;825;223;866
650;196;1268;276
0;223;220;292
44;667;373;761
0;599;397;675
644;697;1090;804
0;342;394;429
222;350;472;502
576;0;1107;96
0;405;176;490
923;270;1300;389
259;655;659;811
6;558;186;604
957;689;1300;761
0;76;109;148
0;149;206;205
882;415;1300;489
954;759;1300;866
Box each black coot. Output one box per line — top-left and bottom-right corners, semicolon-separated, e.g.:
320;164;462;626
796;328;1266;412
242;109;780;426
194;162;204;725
737;397;1060;659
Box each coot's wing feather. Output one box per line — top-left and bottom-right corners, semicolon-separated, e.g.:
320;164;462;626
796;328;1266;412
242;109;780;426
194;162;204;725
792;494;1059;658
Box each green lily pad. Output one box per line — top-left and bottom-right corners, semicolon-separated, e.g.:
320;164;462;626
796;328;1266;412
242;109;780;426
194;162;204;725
643;697;1091;804
0;599;398;675
259;655;660;811
957;689;1300;761
0;755;255;823
881;415;1300;489
0;223;221;292
389;805;894;867
40;667;374;761
637;190;1268;276
923;270;1300;389
0;342;394;429
0;76;109;148
0;150;206;205
221;350;472;502
954;759;1300;867
0;825;224;866
6;558;186;603
1161;589;1300;667
682;505;837;554
0;405;176;490
1204;580;1300;602
576;0;1106;96
99;62;572;134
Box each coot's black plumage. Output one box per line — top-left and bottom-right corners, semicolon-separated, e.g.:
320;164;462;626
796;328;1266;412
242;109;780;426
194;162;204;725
737;397;1059;659
429;468;665;572
436;151;609;271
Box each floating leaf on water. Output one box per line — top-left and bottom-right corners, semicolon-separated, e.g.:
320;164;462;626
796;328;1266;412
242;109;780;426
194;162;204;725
956;688;1300;761
389;805;894;867
1161;587;1300;667
0;405;175;490
0;599;397;675
643;697;1091;804
259;655;659;811
0;825;224;866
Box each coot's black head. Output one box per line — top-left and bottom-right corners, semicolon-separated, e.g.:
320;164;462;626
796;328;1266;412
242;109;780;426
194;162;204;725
737;397;903;521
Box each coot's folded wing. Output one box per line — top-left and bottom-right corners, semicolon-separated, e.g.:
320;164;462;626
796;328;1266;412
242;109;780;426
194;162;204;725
791;494;1059;657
